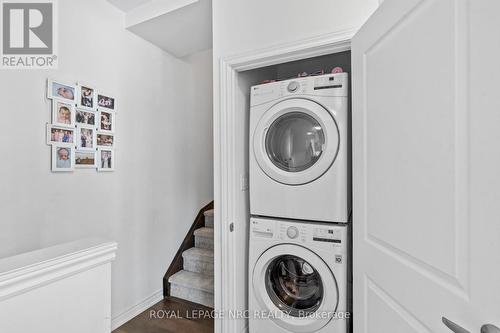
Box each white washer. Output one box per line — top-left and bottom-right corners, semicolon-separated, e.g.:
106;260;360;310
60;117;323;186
249;217;348;333
249;73;351;223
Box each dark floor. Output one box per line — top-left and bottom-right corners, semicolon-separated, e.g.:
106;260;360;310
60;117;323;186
114;297;214;333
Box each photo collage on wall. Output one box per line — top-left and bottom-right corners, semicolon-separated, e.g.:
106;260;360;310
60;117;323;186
46;79;116;172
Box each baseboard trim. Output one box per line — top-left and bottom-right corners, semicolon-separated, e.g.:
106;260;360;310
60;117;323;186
111;289;163;330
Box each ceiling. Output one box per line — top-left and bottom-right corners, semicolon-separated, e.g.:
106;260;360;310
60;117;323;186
107;0;212;57
107;0;152;12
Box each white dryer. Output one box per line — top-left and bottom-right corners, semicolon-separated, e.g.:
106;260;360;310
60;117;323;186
249;73;350;223
248;217;348;333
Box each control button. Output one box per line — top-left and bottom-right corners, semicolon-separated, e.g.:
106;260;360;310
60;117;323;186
287;81;300;92
287;226;299;239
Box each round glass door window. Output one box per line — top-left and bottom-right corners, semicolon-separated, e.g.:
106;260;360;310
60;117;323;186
265;255;323;317
265;112;325;173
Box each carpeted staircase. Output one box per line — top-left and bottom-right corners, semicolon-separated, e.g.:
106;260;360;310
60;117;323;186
168;209;214;307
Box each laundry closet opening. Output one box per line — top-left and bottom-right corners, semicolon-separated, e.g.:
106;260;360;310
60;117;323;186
227;49;352;332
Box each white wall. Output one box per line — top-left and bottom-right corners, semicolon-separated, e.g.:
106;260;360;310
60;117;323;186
0;0;213;323
212;0;379;57
0;239;117;333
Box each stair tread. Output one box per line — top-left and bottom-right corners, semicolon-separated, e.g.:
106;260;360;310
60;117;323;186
204;209;214;217
194;227;214;238
169;270;214;293
182;247;214;262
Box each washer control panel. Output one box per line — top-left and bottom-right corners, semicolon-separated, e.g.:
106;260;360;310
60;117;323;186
251;219;275;239
250;217;347;249
278;223;307;242
286;226;299;239
312;227;342;244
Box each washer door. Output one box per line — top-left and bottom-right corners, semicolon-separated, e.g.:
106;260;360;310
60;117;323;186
253;98;340;185
252;244;339;332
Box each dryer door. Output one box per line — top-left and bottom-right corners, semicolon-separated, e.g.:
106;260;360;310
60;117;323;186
253;98;340;185
252;244;338;332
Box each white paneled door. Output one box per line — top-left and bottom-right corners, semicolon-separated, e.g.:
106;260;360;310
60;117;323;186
352;0;500;332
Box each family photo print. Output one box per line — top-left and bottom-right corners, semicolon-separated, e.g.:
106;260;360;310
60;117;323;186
46;78;116;172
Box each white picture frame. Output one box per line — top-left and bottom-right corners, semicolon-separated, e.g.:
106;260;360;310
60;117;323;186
97;148;114;172
76;82;97;111
52;146;75;172
46;123;75;146
76;125;96;151
98;110;115;133
47;79;77;104
96;131;114;148
96;91;116;111
52;100;75;127
75;150;96;169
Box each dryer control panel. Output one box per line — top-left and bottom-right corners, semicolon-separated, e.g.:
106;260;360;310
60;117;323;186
250;73;348;106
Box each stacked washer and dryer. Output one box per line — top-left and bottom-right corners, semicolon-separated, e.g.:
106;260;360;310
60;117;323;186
248;73;351;333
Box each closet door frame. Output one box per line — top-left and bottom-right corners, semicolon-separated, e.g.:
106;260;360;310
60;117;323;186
214;27;356;333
